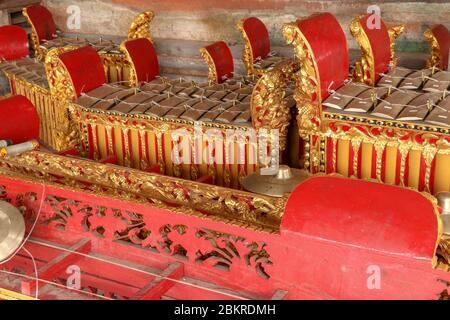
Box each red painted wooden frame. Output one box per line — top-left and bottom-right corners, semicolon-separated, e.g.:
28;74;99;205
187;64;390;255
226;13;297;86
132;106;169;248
123;37;160;83
0;170;449;299
0;26;29;61
0;95;39;144
59;46;107;98
242;17;271;62
24;4;57;44
431;24;450;71
203;41;234;84
359;14;391;82
296;13;349;101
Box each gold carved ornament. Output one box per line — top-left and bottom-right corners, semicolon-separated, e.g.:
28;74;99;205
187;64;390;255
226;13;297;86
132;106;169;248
199;47;219;83
387;24;405;67
322;117;450;191
424;26;443;69
351;15;404;86
22;7;44;60
0;151;286;232
282;22;322;172
44;46;81;150
250;59;299;152
127;10;155;41
237;19;259;76
350;15;376;86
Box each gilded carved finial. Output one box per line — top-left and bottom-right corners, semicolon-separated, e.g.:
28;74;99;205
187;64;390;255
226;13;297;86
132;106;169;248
128;10;155;41
387;24;405;67
424;26;442;70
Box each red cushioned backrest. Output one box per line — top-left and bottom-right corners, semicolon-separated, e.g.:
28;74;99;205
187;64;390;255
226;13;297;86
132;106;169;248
0;26;29;61
283;176;438;260
242;17;271;62
123;38;160;83
297;13;349;101
204;41;234;84
25;4;57;43
58;46;106;98
432;24;450;70
360;14;391;82
0;95;39;144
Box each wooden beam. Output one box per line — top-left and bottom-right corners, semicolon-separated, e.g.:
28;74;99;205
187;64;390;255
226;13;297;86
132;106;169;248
0;0;40;11
132;262;184;300
21;239;91;296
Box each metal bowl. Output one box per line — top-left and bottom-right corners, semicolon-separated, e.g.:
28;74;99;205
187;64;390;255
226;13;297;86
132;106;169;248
0;201;25;262
241;165;310;197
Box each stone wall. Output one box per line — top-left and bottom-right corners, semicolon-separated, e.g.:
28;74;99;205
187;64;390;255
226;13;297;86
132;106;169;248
43;0;449;52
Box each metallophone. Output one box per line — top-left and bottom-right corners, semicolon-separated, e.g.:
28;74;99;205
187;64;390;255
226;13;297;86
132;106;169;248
0;9;450;300
64;38;297;188
283;12;450;195
0;5;154;150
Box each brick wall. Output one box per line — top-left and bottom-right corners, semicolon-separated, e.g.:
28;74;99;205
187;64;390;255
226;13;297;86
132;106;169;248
43;0;450;52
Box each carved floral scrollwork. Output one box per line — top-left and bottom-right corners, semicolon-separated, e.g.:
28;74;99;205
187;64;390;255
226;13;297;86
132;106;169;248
22;7;44;60
44;46;81;150
35;194;274;279
195;229;273;279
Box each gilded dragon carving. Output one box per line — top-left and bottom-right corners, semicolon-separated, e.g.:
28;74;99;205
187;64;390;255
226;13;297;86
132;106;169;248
250;59;299;152
282;22;322;171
